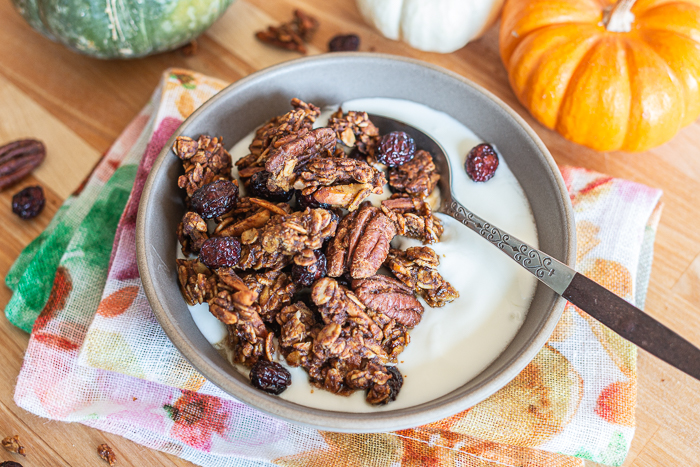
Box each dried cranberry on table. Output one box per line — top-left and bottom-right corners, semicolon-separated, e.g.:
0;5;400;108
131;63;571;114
249;170;294;202
199;237;241;269
377;131;416;167
11;186;45;219
0;461;23;467
250;360;292;395
190;179;238;219
328;34;360;52
465;143;499;182
292;250;327;287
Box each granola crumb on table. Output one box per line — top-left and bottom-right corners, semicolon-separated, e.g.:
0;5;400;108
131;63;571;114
173;98;458;404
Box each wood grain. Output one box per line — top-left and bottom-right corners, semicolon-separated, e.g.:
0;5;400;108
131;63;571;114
0;0;699;466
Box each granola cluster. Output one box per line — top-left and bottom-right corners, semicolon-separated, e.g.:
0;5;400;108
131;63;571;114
173;98;458;406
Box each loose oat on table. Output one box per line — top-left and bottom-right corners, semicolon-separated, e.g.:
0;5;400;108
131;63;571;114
1;436;25;457
97;443;116;466
326;202;396;279
381;194;444;244
385;247;460;307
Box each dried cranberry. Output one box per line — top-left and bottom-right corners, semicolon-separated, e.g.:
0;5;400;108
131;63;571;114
384;366;403;403
0;462;24;467
199;237;241;269
249;171;294;202
292;251;327;287
348;147;366;161
328;34;360;52
377;131;416;167
190;179;238;219
12;185;45;219
295;190;330;210
465;143;499;182
250;360;291;395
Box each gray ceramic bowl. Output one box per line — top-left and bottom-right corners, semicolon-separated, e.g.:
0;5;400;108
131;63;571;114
137;53;575;433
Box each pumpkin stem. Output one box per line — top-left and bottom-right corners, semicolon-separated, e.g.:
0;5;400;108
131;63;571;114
603;0;636;32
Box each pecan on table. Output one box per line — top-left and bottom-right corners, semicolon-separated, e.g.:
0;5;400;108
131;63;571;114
97;443;116;466
0;139;45;191
352;275;424;328
385;247;459;307
264;127;336;192
389;149;440;199
237;99;321;182
328;108;379;155
1;435;25;456
381;194;444;244
213;197;291;238
242;207;338;257
242;270;297;323
255;9;318;53
173;135;232;198
294;157;385;211
177;211;209;256
326;203;396;279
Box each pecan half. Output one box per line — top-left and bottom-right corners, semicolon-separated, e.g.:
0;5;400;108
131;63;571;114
0;139;45;190
352;275;424;328
255;9;318;53
326;203;396;279
265;128;336;191
389;149;440;199
1;435;25;456
237;99;321;182
381;195;443;244
385;247;459;307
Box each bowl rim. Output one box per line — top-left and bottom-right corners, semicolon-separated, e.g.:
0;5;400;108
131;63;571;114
137;52;576;433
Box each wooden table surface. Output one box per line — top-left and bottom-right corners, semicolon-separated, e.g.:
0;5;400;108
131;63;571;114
1;0;699;466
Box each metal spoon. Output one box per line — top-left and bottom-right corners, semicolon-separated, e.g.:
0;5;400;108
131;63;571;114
369;114;700;381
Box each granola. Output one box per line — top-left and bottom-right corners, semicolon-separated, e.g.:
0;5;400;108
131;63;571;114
388;149;440;198
173;135;232;198
255;10;318;54
171;98;468;406
385;247;459;307
381;194;444;244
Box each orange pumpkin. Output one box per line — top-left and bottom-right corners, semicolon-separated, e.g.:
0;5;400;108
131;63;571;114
500;0;700;152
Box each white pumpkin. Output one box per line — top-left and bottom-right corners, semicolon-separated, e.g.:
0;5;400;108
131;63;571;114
356;0;504;53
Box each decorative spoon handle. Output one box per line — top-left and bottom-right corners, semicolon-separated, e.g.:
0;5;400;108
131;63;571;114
443;198;700;381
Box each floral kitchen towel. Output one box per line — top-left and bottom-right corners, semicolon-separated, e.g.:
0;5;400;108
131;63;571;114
5;68;663;467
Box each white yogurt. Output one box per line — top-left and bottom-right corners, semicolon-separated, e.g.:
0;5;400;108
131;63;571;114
185;98;538;412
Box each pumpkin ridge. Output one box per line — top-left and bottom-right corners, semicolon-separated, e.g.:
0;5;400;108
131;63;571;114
621;37;684;150
516;25;601;128
553;36;607;133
